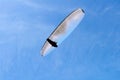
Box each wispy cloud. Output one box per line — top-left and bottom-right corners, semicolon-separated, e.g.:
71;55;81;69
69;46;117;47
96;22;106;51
17;0;73;14
19;0;49;10
100;6;113;15
116;12;120;15
86;5;114;16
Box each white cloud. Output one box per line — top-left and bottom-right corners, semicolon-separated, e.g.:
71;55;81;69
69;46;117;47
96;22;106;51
17;0;73;14
17;0;54;10
100;6;113;15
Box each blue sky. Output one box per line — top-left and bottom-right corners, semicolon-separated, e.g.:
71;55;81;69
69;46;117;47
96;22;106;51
0;0;120;80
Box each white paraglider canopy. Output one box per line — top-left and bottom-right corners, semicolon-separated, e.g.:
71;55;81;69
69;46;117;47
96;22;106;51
41;8;85;56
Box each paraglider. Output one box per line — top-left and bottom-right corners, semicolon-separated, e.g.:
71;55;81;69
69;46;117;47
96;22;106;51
41;8;85;56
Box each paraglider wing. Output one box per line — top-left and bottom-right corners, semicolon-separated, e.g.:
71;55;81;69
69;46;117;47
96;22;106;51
41;8;85;56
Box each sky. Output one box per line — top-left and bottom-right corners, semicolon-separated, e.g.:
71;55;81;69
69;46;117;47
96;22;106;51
0;0;120;80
